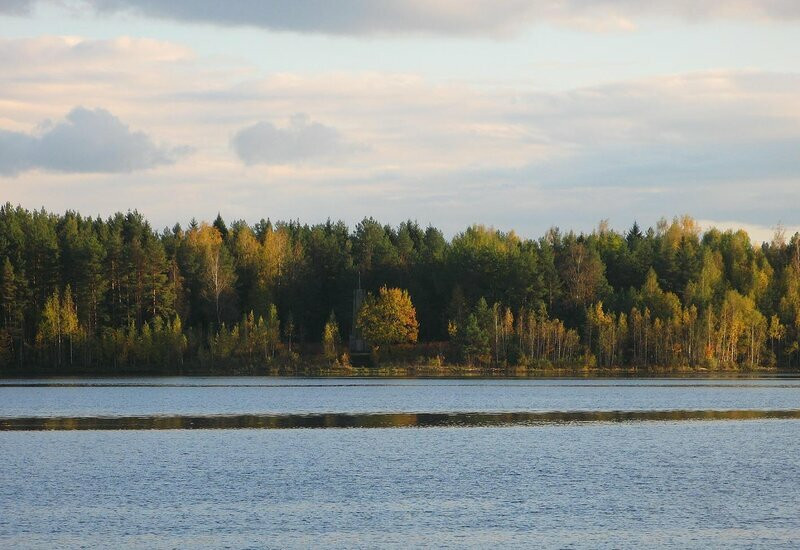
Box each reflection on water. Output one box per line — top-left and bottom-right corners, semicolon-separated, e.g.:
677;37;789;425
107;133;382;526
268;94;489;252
4;409;800;430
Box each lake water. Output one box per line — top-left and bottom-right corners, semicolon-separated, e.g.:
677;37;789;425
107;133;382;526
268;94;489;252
3;377;800;417
2;377;800;548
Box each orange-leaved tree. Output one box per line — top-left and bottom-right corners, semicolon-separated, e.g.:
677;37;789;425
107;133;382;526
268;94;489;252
357;286;419;355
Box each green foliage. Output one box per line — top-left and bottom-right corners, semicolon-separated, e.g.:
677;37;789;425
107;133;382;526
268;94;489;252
638;269;681;320
461;314;490;366
0;203;797;372
449;299;581;367
559;239;610;313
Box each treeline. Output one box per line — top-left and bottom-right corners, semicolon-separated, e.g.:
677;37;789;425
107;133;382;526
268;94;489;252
0;204;799;373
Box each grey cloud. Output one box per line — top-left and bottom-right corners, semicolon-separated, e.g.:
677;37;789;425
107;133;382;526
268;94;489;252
0;107;186;175
14;0;800;35
232;114;356;165
0;0;34;14
0;130;35;175
502;73;800;189
77;0;533;35
509;72;800;151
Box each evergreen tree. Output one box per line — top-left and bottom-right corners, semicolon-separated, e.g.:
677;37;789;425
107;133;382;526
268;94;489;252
0;205;796;371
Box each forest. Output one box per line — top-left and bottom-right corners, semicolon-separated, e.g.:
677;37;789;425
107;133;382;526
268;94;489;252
0;203;799;374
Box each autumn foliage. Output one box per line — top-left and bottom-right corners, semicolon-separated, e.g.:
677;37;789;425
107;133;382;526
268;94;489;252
2;205;800;372
356;286;419;351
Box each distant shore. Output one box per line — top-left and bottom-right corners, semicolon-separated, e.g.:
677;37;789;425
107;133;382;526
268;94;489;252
0;364;791;379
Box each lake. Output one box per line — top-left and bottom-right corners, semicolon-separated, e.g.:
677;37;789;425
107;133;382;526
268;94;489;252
2;377;800;548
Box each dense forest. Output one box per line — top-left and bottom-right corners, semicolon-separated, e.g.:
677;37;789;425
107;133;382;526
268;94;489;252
0;203;799;374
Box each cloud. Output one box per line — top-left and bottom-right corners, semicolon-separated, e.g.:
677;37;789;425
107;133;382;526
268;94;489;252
0;107;187;175
0;35;193;79
3;35;800;237
58;0;538;35
231;114;358;165
469;71;800;194
7;1;800;35
0;131;35;175
0;0;33;14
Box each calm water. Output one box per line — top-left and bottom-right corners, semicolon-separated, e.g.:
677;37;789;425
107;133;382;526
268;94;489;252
2;377;800;417
2;377;800;548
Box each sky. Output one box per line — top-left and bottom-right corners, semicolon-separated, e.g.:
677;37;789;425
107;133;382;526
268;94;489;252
1;1;800;242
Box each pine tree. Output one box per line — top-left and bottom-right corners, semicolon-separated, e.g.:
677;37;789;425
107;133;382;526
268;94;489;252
462;313;490;366
1;258;17;330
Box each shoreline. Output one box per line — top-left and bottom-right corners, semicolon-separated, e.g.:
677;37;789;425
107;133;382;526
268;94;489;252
1;365;795;380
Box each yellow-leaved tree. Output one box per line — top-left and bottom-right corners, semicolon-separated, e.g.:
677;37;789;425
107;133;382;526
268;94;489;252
36;285;80;367
185;223;236;326
322;311;341;366
357;287;418;359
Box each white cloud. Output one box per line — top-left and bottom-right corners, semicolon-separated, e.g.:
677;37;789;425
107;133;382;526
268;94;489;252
0;107;188;175
2;36;800;236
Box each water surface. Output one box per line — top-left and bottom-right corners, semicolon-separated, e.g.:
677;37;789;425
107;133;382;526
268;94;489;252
2;377;800;417
3;376;800;548
2;421;799;548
